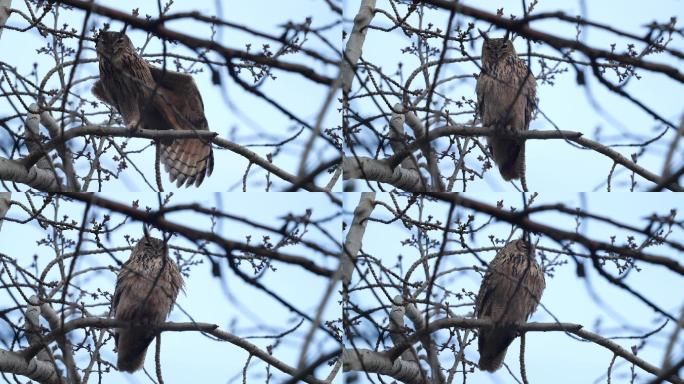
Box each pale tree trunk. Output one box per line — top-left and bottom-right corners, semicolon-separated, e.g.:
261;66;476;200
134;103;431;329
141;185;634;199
0;157;62;191
0;0;10;40
342;0;376;94
389;104;425;182
343;348;425;384
343;156;425;191
404;110;444;191
0;349;65;384
0;192;9;232
341;192;376;284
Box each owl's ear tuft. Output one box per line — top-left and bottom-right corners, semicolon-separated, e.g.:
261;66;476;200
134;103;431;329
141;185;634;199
503;30;510;41
478;28;489;41
94;29;106;46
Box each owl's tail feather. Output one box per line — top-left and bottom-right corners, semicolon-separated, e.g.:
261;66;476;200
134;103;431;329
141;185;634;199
478;327;515;372
490;138;525;181
116;328;155;373
160;138;214;188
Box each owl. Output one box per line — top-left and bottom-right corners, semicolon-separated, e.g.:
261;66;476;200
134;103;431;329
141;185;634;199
112;236;184;372
476;30;537;181
475;238;545;372
93;31;214;187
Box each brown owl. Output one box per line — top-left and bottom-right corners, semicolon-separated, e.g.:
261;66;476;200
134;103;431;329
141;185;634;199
476;30;537;181
93;31;214;187
112;236;184;372
475;238;545;372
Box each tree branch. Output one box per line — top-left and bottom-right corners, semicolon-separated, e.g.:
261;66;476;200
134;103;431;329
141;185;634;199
19;318;327;384
55;0;334;85
342;0;376;93
421;0;684;83
0;156;63;191
384;125;682;192
60;192;335;277
0;349;66;384
372;317;682;384
16;123;328;192
343;156;425;192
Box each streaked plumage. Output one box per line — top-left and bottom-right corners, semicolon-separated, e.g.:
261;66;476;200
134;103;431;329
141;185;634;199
93;31;214;187
475;238;545;372
112;236;183;372
476;31;537;181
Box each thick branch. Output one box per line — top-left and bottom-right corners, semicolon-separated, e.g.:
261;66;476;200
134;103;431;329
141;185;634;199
38;300;80;384
0;349;65;384
0;157;63;191
0;192;9;232
343;156;425;191
388;103;422;174
342;192;376;285
342;0;376;93
24;106;53;170
343;348;425;384
34;105;80;190
404;109;444;191
0;0;10;40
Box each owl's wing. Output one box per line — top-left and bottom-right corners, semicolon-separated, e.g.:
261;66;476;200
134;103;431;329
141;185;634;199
475;271;496;318
92;80;115;106
524;262;545;317
475;74;487;120
475;249;506;318
149;67;198;95
112;260;135;317
523;72;537;130
147;66;214;187
148;66;206;126
111;260;137;350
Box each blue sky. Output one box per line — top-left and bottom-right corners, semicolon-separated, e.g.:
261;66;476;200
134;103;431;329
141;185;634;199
0;0;341;191
0;192;343;383
343;0;684;191
343;192;684;383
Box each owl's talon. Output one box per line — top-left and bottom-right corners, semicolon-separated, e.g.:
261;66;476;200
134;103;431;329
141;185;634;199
127;120;141;131
504;124;517;136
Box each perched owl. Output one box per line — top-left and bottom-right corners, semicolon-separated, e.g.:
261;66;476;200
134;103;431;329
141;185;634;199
112;236;184;372
476;30;537;181
475;238;545;372
93;31;214;187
